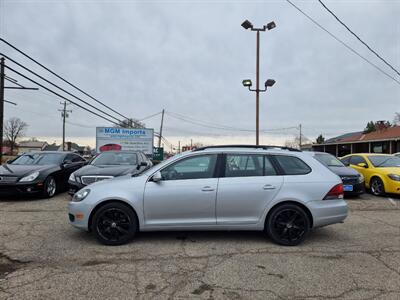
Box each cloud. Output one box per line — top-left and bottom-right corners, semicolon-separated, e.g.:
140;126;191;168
1;0;399;148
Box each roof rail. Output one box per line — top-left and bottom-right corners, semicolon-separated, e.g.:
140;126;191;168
193;145;301;152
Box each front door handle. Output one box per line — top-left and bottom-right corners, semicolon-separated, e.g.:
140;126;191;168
201;186;215;192
263;184;276;190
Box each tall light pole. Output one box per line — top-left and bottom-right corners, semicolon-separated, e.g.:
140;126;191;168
241;20;276;145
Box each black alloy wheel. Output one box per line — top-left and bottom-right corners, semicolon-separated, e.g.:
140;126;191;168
43;176;57;198
266;204;310;246
92;202;137;245
370;177;385;196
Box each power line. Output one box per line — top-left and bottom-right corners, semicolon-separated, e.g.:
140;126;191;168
1;53;124;123
138;111;163;121
317;0;400;77
5;65;121;126
0;38;131;120
285;0;400;86
166;110;298;133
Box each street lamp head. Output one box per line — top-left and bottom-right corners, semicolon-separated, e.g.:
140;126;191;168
265;79;276;87
266;21;276;30
242;79;252;87
241;20;253;30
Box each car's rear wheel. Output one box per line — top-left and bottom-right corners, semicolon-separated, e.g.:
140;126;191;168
266;204;310;246
92;202;137;245
370;177;385;196
43;176;57;198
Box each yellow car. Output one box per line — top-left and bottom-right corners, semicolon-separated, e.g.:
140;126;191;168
340;153;400;196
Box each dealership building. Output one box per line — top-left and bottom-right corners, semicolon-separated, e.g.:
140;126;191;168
312;125;400;157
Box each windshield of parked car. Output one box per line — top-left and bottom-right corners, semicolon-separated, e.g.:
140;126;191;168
368;155;400;167
10;153;64;165
91;152;137;166
314;153;345;167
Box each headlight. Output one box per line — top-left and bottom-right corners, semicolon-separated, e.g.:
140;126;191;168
72;189;90;202
19;171;40;182
69;173;76;182
358;174;364;183
388;174;400;181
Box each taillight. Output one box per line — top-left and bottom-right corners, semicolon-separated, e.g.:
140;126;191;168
324;183;344;200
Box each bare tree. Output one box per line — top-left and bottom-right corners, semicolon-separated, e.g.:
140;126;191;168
4;117;28;154
394;112;400;125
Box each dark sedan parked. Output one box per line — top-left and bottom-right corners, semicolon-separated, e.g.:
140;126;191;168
0;151;86;198
68;151;152;195
307;151;365;196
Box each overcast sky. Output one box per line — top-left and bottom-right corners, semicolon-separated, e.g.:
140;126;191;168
1;0;399;148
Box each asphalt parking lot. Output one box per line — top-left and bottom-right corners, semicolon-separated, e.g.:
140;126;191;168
0;193;399;299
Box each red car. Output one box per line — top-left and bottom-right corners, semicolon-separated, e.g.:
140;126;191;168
99;144;122;152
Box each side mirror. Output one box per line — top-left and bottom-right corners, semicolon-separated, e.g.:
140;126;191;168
151;171;162;182
62;159;73;168
357;162;367;168
137;161;148;170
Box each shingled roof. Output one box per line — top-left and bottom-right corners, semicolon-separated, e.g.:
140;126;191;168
324;126;400;144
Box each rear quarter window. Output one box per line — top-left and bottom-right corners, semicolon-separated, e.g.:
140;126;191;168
274;155;311;175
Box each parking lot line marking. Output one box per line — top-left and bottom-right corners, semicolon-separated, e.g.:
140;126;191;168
387;198;396;206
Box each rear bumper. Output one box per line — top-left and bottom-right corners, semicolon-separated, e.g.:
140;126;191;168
308;199;348;228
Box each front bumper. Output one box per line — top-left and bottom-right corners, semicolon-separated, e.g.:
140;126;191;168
0;181;44;197
68;200;92;231
344;182;365;196
385;179;400;194
308;199;348;228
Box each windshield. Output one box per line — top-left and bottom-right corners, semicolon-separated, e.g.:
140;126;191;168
368;155;400;167
314;153;344;167
11;153;64;165
91;152;137;166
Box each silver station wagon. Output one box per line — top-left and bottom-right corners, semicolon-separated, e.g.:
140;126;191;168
69;145;348;246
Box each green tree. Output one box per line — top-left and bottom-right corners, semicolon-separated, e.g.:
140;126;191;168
363;121;376;133
316;134;325;144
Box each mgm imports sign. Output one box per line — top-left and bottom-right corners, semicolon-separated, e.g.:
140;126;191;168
96;127;154;157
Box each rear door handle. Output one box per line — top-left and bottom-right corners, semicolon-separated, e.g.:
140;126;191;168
201;186;215;192
263;184;276;190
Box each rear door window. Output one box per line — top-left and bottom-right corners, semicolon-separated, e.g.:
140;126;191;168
224;154;277;177
274;155;311;175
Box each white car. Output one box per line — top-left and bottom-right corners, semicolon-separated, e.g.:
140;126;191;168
394;152;400;158
69;145;348;246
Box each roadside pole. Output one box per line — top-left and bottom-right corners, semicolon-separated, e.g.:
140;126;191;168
59;101;72;151
158;109;165;148
299;124;302;149
0;58;4;163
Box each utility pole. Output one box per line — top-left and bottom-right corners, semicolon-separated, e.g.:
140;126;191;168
178;140;181;153
0;58;4;163
158;109;165;148
0;57;38;162
299;124;302;149
190;139;193;149
59;101;72;151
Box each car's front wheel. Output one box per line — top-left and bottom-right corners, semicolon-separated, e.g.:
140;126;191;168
92;202;137;245
370;177;385;196
43;176;57;198
266;204;310;246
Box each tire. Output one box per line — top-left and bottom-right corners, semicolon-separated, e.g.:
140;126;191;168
370;177;385;196
266;204;310;246
92;202;137;246
43;176;57;198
